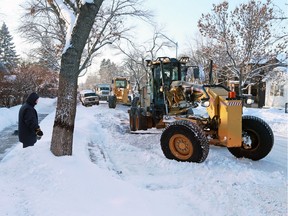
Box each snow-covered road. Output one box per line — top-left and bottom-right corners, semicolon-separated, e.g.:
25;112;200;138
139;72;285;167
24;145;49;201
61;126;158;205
84;102;287;216
1;99;287;216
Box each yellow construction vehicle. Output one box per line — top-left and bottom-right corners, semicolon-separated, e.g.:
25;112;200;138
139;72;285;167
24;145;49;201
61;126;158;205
129;57;274;163
108;77;132;108
160;83;273;163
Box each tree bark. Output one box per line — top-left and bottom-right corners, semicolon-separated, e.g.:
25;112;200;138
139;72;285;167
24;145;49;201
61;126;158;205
50;49;78;156
50;1;103;156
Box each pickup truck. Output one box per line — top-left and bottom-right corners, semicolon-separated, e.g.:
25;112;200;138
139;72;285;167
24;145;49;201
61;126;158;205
79;90;100;106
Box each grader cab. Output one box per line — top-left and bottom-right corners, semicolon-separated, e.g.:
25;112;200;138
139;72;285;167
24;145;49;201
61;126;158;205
129;56;194;130
129;56;274;163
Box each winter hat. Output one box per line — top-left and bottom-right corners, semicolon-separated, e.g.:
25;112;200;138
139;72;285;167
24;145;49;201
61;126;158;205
26;92;39;106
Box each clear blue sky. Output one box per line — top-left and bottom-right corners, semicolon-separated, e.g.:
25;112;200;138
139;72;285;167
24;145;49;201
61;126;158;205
0;0;287;58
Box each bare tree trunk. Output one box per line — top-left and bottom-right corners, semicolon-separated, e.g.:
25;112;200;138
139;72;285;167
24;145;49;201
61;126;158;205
50;50;79;156
50;1;103;156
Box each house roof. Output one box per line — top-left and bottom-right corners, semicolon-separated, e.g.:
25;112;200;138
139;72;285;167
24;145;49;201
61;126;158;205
250;54;287;65
273;66;288;73
262;65;288;82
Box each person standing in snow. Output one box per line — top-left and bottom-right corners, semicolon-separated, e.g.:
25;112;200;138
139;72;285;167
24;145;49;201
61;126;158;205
18;92;43;148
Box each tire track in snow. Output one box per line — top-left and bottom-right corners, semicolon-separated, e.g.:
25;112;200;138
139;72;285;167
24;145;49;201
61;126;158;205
87;104;287;215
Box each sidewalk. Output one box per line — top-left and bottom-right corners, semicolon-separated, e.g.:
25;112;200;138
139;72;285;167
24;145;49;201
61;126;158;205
0;113;47;161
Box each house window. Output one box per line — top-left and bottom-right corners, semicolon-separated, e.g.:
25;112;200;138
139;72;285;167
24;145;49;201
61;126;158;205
270;83;284;96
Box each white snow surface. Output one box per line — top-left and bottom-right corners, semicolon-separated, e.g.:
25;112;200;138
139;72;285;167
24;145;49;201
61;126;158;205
0;98;287;216
54;0;76;53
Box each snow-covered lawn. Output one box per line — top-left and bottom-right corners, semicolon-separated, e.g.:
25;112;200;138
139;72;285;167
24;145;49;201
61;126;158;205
0;98;287;216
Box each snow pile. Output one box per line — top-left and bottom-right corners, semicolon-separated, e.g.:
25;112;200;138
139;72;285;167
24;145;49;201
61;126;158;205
243;106;288;137
0;106;20;131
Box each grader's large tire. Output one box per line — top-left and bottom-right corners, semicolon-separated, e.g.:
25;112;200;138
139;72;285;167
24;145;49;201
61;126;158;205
228;115;274;161
135;108;148;130
129;97;147;131
108;95;116;108
160;120;209;163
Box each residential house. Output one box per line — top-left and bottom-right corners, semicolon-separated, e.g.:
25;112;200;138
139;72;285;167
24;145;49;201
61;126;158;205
264;66;288;108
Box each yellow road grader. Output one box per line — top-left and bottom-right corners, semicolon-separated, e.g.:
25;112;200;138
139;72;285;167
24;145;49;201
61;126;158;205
129;57;274;163
108;77;132;108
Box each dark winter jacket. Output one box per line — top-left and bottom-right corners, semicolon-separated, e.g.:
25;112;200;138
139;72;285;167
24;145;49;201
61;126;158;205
18;92;40;146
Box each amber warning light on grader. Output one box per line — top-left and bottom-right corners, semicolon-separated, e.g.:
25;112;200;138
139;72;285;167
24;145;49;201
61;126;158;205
228;91;236;99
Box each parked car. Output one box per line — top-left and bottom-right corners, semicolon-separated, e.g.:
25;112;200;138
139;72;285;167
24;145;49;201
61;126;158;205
79;90;99;106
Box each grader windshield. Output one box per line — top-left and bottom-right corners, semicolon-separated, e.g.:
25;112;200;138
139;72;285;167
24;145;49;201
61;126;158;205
150;57;188;106
115;79;127;88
